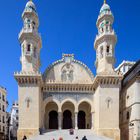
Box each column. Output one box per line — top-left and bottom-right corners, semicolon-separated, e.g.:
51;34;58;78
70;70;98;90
91;112;94;129
58;112;62;130
75;112;78;129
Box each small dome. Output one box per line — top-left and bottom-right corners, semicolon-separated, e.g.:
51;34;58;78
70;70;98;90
100;3;110;14
25;1;36;12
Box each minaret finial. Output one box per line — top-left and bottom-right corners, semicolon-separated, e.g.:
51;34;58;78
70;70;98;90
104;0;106;4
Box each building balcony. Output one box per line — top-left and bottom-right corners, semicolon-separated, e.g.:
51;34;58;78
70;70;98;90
19;28;41;41
95;30;115;41
94;30;117;49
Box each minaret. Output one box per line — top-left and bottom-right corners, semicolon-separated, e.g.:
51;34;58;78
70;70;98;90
19;0;42;73
94;0;117;74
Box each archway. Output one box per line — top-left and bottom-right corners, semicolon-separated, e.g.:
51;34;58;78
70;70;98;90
63;110;72;129
49;111;58;129
78;111;86;129
78;101;91;129
45;101;58;129
62;101;75;129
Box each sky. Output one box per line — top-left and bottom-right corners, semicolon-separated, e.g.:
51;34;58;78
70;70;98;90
0;0;140;111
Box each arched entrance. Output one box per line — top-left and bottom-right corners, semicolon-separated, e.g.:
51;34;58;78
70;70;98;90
44;101;58;129
78;111;86;129
78;101;91;129
62;101;75;129
63;110;72;129
49;111;58;129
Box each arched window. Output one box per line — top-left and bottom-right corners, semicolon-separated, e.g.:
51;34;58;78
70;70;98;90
102;28;104;32
106;46;110;54
32;21;36;30
127;111;130;120
27;44;31;52
27;19;30;23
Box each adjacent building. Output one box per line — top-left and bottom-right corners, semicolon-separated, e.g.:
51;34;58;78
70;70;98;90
115;61;135;75
120;60;140;140
0;87;8;140
9;101;19;140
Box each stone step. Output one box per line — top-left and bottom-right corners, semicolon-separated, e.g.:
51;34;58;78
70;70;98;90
29;130;112;140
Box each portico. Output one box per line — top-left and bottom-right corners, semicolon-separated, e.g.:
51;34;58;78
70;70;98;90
44;97;94;130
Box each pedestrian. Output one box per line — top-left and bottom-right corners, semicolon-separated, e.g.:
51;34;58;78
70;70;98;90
82;136;87;140
39;127;42;135
75;136;79;140
22;135;27;140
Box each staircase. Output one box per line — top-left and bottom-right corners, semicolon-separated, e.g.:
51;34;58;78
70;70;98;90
29;130;112;140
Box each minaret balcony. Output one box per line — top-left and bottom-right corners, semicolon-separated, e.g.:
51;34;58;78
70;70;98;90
94;30;117;49
96;30;115;40
98;11;112;19
19;28;41;40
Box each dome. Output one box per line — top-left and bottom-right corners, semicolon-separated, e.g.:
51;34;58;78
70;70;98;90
25;1;36;12
100;3;110;14
43;54;94;84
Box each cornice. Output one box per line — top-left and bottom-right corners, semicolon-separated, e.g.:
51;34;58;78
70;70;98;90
14;71;42;85
42;83;95;93
93;74;123;90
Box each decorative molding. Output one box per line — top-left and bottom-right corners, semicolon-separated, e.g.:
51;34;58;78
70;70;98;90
14;71;42;84
43;92;93;103
93;75;122;90
42;84;95;93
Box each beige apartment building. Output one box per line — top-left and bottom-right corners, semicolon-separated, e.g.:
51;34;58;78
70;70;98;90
0;87;7;140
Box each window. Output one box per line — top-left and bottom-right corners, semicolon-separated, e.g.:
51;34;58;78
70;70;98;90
127;111;130;120
28;24;31;28
27;44;31;52
106;21;109;25
27;19;30;23
2;105;5;112
102;28;104;32
16;110;18;113
32;21;36;26
16;117;18;120
3;116;5;123
3;126;5;132
106;46;110;54
2;95;5;102
106;26;109;31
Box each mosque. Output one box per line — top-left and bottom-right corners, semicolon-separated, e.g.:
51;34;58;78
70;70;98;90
14;0;140;140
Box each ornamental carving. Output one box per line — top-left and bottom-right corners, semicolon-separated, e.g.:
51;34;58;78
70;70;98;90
61;63;74;82
43;92;93;102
